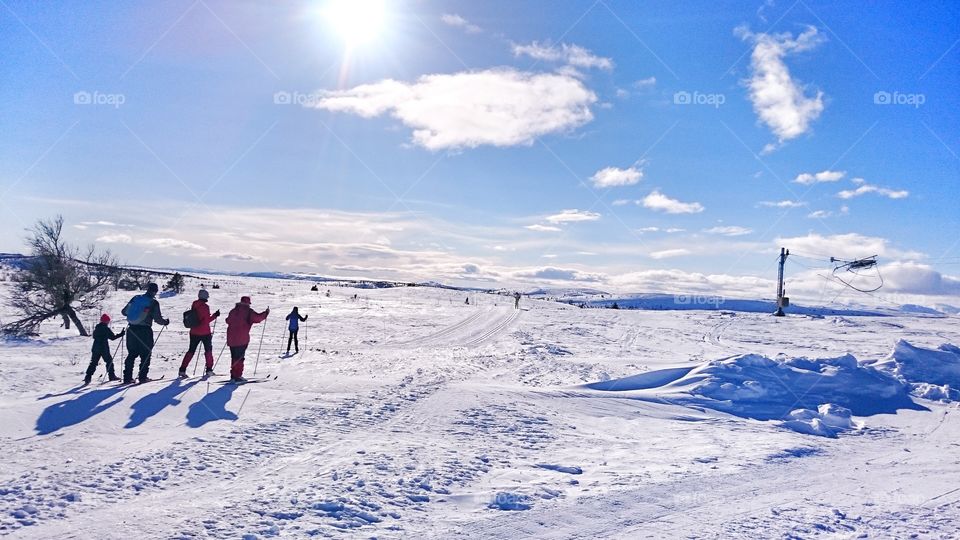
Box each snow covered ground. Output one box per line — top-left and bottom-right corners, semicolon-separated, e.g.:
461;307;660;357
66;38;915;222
1;273;959;538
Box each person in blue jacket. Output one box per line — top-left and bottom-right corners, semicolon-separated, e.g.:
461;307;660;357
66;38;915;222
285;307;308;354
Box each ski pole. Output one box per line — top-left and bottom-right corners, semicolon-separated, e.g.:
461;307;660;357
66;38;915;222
253;316;267;376
154;325;166;348
113;325;128;359
214;340;228;371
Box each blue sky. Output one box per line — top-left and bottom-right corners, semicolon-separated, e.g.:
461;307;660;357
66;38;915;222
1;0;958;304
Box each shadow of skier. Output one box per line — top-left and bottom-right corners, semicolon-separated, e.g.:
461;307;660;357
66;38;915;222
125;379;200;429
35;387;125;435
186;384;240;428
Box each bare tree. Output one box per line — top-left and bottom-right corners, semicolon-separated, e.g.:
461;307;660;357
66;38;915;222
3;216;120;336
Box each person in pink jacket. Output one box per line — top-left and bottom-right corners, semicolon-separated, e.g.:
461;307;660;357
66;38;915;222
179;289;220;378
225;296;269;382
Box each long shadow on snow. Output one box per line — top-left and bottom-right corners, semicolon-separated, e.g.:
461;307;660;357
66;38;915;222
186;384;240;428
125;379;200;428
36;387;125;435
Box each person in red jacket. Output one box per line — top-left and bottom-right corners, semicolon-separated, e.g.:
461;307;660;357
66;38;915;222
225;296;269;382
179;289;221;378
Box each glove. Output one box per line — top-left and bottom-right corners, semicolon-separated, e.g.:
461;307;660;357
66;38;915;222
213;310;221;318
162;319;170;326
118;330;126;337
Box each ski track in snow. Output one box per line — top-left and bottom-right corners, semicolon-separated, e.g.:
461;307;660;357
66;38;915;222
1;279;960;538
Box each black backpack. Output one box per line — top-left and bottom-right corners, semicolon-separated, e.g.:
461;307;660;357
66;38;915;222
183;308;200;329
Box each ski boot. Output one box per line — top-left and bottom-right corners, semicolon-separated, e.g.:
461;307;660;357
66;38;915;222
178;369;188;379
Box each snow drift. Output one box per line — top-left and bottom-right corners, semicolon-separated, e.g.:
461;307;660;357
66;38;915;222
869;340;960;402
585;341;960;437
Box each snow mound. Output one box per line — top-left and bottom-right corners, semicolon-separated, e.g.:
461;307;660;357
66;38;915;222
869;340;960;402
782;404;861;438
585;349;929;437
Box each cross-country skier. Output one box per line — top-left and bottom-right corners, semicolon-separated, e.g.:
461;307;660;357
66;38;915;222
225;296;269;383
284;306;308;354
120;282;170;384
514;292;521;309
178;289;220;378
84;314;124;384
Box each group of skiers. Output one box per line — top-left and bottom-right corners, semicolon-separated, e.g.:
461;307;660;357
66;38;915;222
85;283;519;386
84;283;307;385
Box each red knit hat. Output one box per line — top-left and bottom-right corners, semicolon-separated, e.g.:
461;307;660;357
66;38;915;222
240;296;252;305
100;314;111;323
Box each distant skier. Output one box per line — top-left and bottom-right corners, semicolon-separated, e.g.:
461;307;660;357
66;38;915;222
225;296;269;383
285;307;308;354
178;289;220;378
465;297;470;305
514;292;521;309
84;314;124;384
121;282;170;384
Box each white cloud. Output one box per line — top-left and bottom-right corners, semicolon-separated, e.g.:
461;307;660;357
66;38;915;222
837;182;909;200
759;200;806;208
525;224;562;232
794;169;845;185
511;41;614;70
633;76;656;88
737;26;826;142
881;262;960;296
544;209;601;224
610;268;773;297
590;164;644;188
311;68;597;151
650;248;691;259
807;206;849;219
775;233;922;260
440;13;481;34
219;252;265;262
96;233;133;244
704;226;753;236
638;227;686;234
515;267;603;282
140;238;207;251
642;191;704;214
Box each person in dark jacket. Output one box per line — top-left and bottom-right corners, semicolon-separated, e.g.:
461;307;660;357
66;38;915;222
285;307;308;354
84;314;125;384
178;289;220;378
225;296;269;382
120;282;170;384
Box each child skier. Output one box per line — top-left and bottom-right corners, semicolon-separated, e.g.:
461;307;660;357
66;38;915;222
225;296;269;383
285;307;308;354
178;289;220;378
84;314;125;384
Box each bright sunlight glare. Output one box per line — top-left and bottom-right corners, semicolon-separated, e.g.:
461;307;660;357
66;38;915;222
323;0;387;46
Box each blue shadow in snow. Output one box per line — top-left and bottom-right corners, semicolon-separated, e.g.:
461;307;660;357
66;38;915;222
186;384;240;428
125;379;199;429
36;387;125;435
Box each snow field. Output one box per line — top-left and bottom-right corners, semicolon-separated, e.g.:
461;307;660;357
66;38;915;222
1;273;959;538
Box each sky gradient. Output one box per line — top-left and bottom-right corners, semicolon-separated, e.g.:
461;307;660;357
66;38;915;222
1;0;958;306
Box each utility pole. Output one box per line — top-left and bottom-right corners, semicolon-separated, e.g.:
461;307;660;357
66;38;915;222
774;247;789;317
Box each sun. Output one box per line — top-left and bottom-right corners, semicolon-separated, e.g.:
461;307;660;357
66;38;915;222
323;0;387;46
